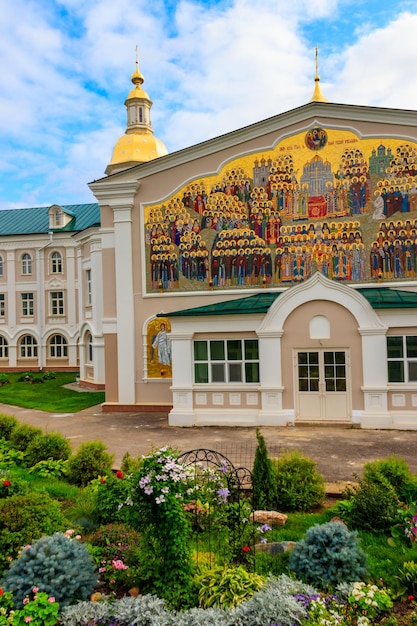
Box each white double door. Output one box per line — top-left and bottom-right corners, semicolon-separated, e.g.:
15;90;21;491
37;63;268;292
295;349;351;421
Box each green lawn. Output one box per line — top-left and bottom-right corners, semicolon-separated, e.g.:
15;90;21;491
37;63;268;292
0;372;105;412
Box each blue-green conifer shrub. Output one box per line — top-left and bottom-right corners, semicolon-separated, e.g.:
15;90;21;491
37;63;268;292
1;532;98;608
289;521;367;589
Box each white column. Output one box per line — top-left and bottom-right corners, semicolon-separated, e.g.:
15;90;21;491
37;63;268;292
6;251;16;328
359;328;391;428
257;330;291;425
66;248;77;328
169;332;195;426
90;238;105;384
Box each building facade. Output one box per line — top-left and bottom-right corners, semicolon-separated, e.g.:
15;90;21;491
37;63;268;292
4;61;417;429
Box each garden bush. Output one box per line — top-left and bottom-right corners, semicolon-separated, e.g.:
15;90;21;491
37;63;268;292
1;531;98;608
0;413;18;440
272;450;325;512
363;454;417;504
25;431;72;466
92;471;133;525
288;521;367;589
0;472;29;498
252;429;277;510
339;475;400;532
197;565;265;608
0;491;66;574
9;423;43;452
67;441;114;486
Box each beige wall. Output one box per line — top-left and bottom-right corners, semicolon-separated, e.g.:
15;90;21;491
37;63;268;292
104;333;119;402
281;299;364;410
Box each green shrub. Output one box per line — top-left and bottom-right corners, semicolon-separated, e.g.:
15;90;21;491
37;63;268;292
255;551;291;578
394;561;417;599
0;414;18;440
0;491;66;574
0;472;29;498
67;441;114;486
272;450;325;512
92;471;133;525
25;432;72;467
28;458;68;478
339;476;399;532
252;429;277;510
197;565;265;608
1;532;97;608
9;423;43;452
363;455;417;504
289;521;367;589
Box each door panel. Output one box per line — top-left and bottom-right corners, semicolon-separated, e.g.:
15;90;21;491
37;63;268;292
296;350;350;420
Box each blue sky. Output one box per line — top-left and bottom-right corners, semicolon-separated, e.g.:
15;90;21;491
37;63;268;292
1;0;417;208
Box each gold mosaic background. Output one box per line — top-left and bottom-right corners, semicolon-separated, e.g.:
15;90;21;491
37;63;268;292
144;127;417;293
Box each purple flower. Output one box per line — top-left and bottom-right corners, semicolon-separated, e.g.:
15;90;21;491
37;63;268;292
217;487;230;503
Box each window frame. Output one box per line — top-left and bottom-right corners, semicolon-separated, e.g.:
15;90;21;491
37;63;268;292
0;294;5;317
193;338;260;384
20;335;38;358
0;336;8;358
21;253;32;275
21;292;34;317
50;251;63;274
86;269;92;306
50;290;65;316
49;334;68;358
387;335;417;383
0;254;3;276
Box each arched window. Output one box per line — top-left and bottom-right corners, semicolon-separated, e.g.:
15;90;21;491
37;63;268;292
54;210;61;226
49;334;68;358
0;336;8;358
86;331;93;363
50;251;63;274
21;253;32;275
0;255;3;276
20;335;38;358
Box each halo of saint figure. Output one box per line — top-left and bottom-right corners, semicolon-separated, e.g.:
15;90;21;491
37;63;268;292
145;133;417;291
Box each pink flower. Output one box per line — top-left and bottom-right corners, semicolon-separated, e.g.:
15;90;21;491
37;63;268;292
48;597;55;603
75;535;81;540
99;567;106;573
32;587;38;593
23;598;30;605
25;618;32;623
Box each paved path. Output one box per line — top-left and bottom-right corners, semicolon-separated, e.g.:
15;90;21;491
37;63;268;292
2;401;417;483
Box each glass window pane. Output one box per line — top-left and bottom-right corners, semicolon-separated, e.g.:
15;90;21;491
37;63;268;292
245;362;259;383
245;340;259;360
387;336;403;359
388;361;404;382
299;379;308;391
324;352;334;365
194;363;208;383
229;363;242;382
310;365;319;379
336;379;346;392
298;352;308;365
194;341;207;361
211;363;225;382
309;352;319;364
298;366;309;378
408;361;417;382
326;379;335;392
210;341;225;361
227;340;242;361
310;379;319;392
406;336;417;358
335;352;345;364
324;366;334;379
336;365;346;378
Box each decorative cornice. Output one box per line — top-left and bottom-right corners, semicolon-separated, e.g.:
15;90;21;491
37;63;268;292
88;179;140;207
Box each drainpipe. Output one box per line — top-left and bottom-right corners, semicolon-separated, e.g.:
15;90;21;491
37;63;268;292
37;231;53;370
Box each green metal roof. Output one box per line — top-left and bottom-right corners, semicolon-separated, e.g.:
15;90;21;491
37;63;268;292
0;204;100;236
159;292;282;317
160;286;417;318
358;287;417;308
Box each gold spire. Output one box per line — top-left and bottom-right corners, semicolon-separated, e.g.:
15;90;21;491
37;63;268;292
310;46;328;103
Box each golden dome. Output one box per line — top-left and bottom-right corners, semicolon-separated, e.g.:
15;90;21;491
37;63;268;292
108;133;168;171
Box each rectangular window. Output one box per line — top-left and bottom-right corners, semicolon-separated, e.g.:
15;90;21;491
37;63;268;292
21;293;34;317
50;291;64;316
194;339;259;384
86;269;92;305
387;335;417;383
0;294;4;317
